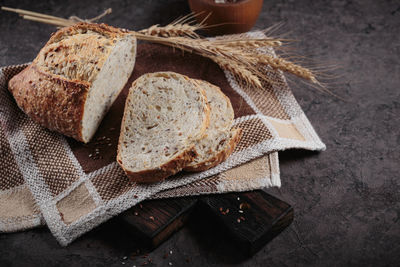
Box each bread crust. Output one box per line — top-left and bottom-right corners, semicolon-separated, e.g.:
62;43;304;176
184;128;242;172
117;146;197;183
8;22;133;142
8;64;89;141
117;71;211;183
47;22;128;45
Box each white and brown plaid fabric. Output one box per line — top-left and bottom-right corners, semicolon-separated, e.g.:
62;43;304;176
0;32;325;245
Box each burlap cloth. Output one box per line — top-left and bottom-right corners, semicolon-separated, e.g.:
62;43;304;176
0;32;325;246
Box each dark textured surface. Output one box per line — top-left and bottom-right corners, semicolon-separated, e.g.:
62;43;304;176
1;0;399;266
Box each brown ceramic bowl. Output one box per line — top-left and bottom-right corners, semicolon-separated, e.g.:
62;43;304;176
188;0;263;36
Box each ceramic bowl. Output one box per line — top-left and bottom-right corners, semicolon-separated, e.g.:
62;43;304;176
188;0;263;35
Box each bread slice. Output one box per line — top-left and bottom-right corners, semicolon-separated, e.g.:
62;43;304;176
8;23;137;143
184;80;242;172
117;72;210;183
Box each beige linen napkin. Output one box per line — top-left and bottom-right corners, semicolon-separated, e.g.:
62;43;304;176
0;32;325;245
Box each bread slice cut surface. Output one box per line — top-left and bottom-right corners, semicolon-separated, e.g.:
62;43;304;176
184;80;242;172
117;72;210;183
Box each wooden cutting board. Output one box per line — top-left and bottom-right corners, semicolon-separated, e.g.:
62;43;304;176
117;190;293;257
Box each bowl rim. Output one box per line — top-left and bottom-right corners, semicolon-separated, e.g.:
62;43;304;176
190;0;262;8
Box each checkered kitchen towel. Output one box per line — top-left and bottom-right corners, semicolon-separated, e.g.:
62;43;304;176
0;32;325;246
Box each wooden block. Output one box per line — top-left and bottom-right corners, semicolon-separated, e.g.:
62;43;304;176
118;197;197;249
118;190;293;256
198;190;293;256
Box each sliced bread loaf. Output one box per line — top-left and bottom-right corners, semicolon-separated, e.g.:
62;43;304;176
184;80;242;172
117;72;210;183
8;23;137;143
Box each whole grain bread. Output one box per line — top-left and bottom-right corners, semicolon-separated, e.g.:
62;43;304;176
8;23;137;143
117;72;210;183
184;80;242;172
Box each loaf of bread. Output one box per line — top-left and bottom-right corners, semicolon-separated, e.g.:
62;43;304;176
184;80;242;172
8;23;137;143
117;72;210;183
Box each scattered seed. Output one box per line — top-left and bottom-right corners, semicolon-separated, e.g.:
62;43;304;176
134;212;139;216
239;202;251;210
238;210;244;213
121;262;125;265
123;256;127;260
237;218;241;223
168;262;173;266
149;216;155;221
237;197;240;201
240;216;245;221
108;143;112;146
169;250;173;254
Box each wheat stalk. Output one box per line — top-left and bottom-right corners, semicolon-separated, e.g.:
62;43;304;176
134;34;291;86
213;39;283;48
1;6;321;89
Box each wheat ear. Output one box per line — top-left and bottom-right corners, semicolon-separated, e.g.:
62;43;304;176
210;56;262;87
139;23;204;38
139;13;208;38
257;55;318;83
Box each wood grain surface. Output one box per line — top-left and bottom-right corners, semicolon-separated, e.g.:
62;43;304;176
118;190;293;257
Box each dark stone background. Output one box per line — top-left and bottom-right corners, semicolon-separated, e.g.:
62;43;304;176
0;0;399;266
